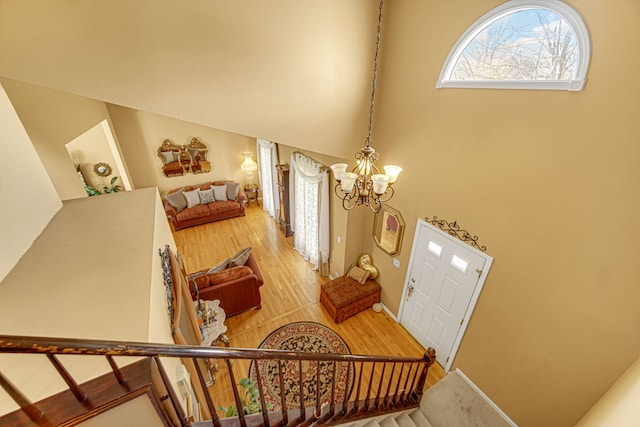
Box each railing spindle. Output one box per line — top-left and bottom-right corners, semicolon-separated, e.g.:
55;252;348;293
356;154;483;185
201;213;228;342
382;363;396;407
278;360;288;425
46;354;88;403
352;361;364;412
407;361;420;402
298;359;305;421
0;370;50;425
105;355;127;385
153;356;189;427
314;360;322;418
253;360;271;427
192;357;220;427
391;362;406;406
374;362;386;408
329;360;337;415
226;358;247;426
340;362;351;415
363;362;375;410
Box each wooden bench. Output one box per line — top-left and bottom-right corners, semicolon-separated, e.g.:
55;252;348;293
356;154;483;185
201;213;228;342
320;275;381;323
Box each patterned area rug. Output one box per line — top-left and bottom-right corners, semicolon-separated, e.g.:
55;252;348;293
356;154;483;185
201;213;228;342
249;321;354;411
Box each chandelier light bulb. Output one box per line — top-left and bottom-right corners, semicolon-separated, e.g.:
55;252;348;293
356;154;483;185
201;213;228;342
383;165;402;183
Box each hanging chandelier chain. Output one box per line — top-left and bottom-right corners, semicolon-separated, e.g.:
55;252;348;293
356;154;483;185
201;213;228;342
330;0;400;214
366;0;384;147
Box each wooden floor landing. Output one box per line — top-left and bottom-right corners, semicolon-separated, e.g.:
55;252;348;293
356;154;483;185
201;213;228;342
171;204;444;408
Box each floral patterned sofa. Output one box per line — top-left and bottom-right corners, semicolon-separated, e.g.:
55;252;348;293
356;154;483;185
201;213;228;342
164;180;246;230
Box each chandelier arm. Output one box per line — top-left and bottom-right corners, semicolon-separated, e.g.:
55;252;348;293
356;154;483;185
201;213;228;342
368;196;382;213
378;185;395;203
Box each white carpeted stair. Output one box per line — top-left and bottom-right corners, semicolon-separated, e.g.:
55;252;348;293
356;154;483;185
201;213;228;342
350;371;512;427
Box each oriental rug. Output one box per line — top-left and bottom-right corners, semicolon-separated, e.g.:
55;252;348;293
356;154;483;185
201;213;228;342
249;321;354;411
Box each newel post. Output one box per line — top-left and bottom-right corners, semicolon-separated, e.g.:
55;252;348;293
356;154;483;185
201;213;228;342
411;347;436;402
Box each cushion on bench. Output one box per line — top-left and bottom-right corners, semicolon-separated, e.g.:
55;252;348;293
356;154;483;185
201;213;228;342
320;275;381;323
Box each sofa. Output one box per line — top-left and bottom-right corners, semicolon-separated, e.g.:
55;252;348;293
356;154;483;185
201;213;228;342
164;180;246;230
187;250;264;317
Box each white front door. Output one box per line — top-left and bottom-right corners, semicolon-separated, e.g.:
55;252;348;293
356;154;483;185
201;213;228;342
400;219;493;370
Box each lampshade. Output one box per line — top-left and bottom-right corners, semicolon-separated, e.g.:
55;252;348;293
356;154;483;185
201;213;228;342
241;152;258;172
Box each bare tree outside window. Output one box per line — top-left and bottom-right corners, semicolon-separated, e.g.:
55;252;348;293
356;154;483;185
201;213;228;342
451;10;579;81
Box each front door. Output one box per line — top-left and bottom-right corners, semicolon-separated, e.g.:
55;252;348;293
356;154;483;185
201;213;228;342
400;220;492;369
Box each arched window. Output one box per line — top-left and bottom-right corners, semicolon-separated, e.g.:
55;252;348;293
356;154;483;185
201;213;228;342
436;0;590;91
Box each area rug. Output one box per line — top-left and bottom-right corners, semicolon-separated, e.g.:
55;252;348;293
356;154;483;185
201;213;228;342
249;321;354;411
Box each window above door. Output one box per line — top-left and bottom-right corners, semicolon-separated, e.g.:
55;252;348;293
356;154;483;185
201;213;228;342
436;0;591;91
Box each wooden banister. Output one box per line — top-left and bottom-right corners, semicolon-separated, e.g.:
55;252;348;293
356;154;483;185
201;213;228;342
0;334;437;427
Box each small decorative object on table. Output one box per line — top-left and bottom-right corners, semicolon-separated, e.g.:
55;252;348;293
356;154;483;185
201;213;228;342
193;298;229;384
243;184;260;206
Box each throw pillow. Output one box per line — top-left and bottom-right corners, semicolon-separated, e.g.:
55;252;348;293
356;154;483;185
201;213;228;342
208;266;253;285
183;189;201;209
206;258;230;274
230;247;252;266
212;184;228;201
165;189;187;212
348;264;370;285
198;188;215;204
226;182;240;201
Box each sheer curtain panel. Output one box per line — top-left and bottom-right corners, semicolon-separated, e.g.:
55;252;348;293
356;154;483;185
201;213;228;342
257;139;279;220
289;152;330;276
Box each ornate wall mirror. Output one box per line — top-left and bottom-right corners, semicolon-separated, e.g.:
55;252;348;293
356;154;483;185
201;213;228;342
93;162;112;177
373;204;405;256
158;137;210;177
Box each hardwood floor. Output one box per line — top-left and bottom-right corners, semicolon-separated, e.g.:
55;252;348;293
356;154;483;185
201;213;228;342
171;204;444;408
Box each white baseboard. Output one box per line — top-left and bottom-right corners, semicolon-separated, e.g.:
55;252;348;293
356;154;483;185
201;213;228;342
380;302;398;321
455;369;518;427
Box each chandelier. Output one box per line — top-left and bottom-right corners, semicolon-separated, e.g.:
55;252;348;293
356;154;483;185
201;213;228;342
330;0;401;213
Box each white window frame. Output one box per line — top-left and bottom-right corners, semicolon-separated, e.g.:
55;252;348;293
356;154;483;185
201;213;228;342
436;0;591;91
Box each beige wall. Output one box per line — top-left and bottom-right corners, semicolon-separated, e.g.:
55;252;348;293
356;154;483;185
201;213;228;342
108;105;256;193
370;0;640;426
0;83;61;282
577;356;640;426
0;0;376;159
1;78;121;200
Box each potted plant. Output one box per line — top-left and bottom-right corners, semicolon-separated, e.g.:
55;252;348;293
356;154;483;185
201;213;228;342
85;176;121;196
217;378;272;417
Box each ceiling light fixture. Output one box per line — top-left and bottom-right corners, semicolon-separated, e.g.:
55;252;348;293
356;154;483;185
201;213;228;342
330;0;401;213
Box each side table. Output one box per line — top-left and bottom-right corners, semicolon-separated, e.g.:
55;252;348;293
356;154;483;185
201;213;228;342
194;299;229;384
244;184;260;206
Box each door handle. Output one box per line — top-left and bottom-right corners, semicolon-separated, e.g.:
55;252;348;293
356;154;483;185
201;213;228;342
406;285;414;300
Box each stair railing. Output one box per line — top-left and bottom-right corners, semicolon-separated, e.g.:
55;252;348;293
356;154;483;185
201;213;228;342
0;334;436;427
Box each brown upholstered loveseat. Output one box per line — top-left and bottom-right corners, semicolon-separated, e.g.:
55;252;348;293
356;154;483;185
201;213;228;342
187;251;264;317
164;180;245;230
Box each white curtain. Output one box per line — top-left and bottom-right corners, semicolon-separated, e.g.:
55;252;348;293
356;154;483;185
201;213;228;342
289;151;330;276
256;139;279;220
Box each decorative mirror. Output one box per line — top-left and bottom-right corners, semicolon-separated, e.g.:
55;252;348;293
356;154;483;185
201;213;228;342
158;137;210;177
373;204;405;256
93;162;112;177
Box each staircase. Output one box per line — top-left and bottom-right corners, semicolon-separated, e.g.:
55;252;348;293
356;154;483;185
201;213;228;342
346;371;513;427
